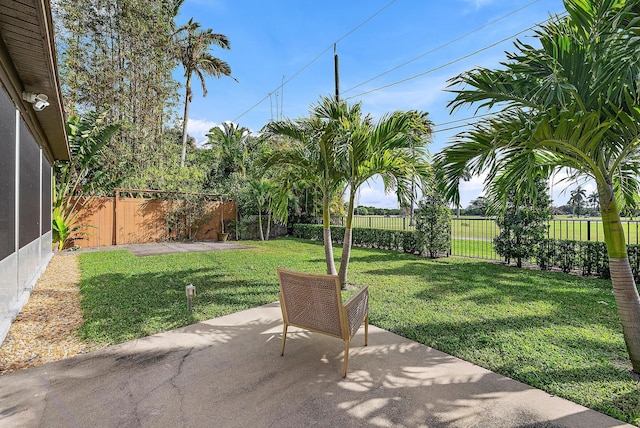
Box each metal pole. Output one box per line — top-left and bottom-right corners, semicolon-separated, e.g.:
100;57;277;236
334;44;340;102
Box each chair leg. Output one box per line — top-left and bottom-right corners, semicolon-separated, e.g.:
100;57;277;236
280;324;288;356
342;339;350;378
364;314;368;346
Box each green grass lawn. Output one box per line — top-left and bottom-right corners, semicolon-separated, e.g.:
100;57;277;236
78;238;640;425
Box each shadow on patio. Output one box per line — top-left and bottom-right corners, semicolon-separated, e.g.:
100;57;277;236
0;303;631;427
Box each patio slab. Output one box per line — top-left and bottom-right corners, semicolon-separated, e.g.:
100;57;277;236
0;303;633;427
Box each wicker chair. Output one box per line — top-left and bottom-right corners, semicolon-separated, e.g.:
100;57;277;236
277;268;369;377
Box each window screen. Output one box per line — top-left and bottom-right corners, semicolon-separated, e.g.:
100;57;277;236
0;89;16;259
19;122;40;248
42;157;51;233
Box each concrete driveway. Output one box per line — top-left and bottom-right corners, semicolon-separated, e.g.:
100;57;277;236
0;303;633;427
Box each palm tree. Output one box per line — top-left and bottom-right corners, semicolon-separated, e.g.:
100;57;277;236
263;98;347;275
333;103;433;287
587;190;599;212
206;121;251;178
569;186;586;217
174;18;235;167
434;0;640;373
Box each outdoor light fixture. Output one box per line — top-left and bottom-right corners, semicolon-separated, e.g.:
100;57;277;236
186;284;196;310
22;91;50;112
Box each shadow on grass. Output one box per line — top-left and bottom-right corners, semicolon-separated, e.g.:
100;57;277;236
79;267;280;345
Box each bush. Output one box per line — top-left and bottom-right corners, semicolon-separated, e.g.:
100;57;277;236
291;224;419;254
535;239;640;282
415;193;451;258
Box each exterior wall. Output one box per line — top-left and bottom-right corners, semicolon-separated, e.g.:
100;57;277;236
0;85;53;344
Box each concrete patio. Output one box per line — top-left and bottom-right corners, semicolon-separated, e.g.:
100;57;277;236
0;302;633;427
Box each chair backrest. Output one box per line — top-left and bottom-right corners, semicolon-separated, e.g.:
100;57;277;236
277;268;345;339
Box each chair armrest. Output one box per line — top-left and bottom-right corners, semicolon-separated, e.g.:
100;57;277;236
343;286;368;338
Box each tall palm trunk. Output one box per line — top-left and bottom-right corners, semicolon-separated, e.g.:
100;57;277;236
180;73;192;167
257;209;264;241
409;179;416;227
266;209;272;241
599;182;640;373
322;192;337;275
338;188;356;287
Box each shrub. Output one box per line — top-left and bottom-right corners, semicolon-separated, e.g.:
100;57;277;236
415;193;451;258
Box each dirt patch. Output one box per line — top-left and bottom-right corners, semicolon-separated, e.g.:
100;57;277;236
0;253;104;375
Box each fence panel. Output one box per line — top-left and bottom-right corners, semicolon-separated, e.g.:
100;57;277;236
72;195;236;248
451;218;500;260
345;215;640;261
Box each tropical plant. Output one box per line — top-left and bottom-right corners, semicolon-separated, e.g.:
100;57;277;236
334;102;433;287
248;177;289;241
173;18;235;167
263;98;347;275
434;0;640;373
53;109;121;250
206;121;252;178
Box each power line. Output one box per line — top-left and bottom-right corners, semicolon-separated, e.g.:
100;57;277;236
342;0;541;95
232;0;399;123
344;12;566;101
433;112;495;128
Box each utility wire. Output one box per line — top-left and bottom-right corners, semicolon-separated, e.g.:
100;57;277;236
342;0;540;94
232;0;399;123
345;12;566;101
433;112;495;128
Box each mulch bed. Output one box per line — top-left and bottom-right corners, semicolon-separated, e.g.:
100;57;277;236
0;253;104;375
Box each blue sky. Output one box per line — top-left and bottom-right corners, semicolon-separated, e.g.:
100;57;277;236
176;0;585;209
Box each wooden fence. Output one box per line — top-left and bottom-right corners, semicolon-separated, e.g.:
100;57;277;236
71;192;237;248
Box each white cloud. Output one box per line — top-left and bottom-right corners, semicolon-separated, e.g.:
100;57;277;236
187;118;218;147
356;180;399;209
458;173;487;208
462;0;495;9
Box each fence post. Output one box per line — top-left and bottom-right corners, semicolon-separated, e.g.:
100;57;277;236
403;217;406;230
113;189;119;245
587;220;591;241
369;217;372;228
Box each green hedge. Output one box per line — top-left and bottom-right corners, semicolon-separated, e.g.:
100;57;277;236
291;224;420;254
292;224;640;282
536;239;640;281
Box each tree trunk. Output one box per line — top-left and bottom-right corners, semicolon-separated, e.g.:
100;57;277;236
409;179;415;227
180;74;192;168
323;192;337;275
599;183;640;373
257;209;264;241
266;210;272;241
338;188;356;287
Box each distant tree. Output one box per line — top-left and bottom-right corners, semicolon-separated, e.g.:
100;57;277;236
587;190;599;212
493;177;552;268
173;18;235;167
465;197;489;216
354;206;369;215
569;186;587;217
415;189;451;258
